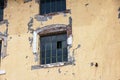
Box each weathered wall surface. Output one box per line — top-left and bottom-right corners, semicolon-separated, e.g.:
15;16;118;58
0;0;120;80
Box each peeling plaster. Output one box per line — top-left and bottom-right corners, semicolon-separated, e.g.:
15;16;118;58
0;35;8;58
27;17;34;33
70;44;81;65
0;19;9;58
34;9;71;24
58;68;61;73
69;17;72;27
0;20;9;27
28;37;33;47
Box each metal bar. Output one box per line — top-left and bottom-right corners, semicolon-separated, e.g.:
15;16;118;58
51;42;52;63
45;44;46;64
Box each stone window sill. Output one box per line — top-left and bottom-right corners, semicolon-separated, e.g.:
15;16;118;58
31;61;74;70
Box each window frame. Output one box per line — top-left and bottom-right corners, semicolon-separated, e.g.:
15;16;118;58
40;33;68;65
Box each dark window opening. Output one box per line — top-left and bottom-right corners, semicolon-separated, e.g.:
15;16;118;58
40;0;66;15
0;0;4;21
40;33;68;64
57;41;62;49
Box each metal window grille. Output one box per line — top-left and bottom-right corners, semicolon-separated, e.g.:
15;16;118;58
0;41;2;62
40;33;68;64
40;0;66;15
0;0;4;21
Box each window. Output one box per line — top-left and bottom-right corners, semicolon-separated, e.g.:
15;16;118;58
0;0;4;21
40;0;66;15
40;33;68;64
0;41;2;61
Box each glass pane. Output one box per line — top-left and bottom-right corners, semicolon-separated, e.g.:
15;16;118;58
46;0;51;14
51;0;56;12
40;42;45;51
56;0;61;12
46;57;51;64
57;56;62;62
52;42;56;50
61;0;66;11
52;57;56;63
51;36;57;42
46;50;51;57
63;56;68;62
45;43;51;50
52;49;56;57
44;36;51;42
57;49;62;56
63;48;67;56
0;8;3;21
41;58;45;64
41;36;51;43
62;41;67;48
63;48;68;61
41;50;45;58
40;0;46;15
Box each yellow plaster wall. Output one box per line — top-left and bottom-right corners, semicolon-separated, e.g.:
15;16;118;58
0;0;120;80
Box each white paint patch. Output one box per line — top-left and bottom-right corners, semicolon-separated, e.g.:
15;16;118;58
67;35;72;46
33;31;37;53
0;70;6;75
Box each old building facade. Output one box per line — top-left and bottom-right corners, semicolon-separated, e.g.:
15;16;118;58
0;0;120;80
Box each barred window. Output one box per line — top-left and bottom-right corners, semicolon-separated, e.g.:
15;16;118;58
0;0;4;21
0;41;2;60
40;33;68;64
40;0;66;15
